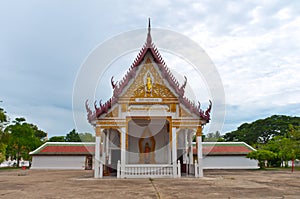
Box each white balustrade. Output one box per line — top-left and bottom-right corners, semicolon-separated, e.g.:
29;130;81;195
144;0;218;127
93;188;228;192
123;164;174;178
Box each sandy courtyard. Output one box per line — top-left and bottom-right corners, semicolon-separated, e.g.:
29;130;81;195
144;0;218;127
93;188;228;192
0;169;299;199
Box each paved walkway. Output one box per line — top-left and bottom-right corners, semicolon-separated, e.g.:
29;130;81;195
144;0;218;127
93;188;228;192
0;169;299;198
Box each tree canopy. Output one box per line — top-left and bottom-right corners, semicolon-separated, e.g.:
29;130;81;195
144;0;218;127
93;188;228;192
50;129;95;142
204;131;224;142
4;118;46;166
0;104;95;166
48;131;95;142
48;136;65;142
226;115;300;168
79;132;95;142
0;107;8;163
65;129;81;142
224;115;300;145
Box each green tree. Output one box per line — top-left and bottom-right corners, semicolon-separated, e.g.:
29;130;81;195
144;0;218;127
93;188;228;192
247;149;276;168
0;143;6;163
288;124;300;159
0;107;8;128
29;124;47;141
246;124;300;168
0;107;8;163
48;136;65;142
204;131;224;142
49;131;95;142
224;115;300;145
65;129;81;142
79;132;95;142
5;118;43;166
263;125;300;167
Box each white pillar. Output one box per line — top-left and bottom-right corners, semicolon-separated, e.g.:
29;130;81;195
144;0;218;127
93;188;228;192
120;127;126;178
172;127;177;177
189;132;193;165
106;130;110;165
183;129;188;164
94;126;102;178
187;131;193;175
197;135;203;178
102;132;106;165
168;134;172;164
94;136;100;178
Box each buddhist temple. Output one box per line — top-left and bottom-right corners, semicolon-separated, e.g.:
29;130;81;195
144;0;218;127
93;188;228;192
85;19;212;178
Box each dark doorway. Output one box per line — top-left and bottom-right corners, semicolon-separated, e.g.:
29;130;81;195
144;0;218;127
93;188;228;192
85;155;93;170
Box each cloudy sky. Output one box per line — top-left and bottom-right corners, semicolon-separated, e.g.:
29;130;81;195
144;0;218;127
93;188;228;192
1;0;299;137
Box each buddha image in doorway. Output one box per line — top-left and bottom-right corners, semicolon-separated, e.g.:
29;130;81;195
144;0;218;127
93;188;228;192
139;127;156;164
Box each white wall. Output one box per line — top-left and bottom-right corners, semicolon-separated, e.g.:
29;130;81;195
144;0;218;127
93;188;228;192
31;156;86;170
203;156;259;169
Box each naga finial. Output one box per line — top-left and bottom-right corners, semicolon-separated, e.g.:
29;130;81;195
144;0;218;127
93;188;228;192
111;76;117;89
181;76;187;91
205;100;212;120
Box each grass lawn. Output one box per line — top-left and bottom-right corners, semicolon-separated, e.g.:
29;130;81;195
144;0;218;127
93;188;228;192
0;167;22;171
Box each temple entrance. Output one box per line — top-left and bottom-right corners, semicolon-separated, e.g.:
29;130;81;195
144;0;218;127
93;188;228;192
127;117;170;164
139;127;156;164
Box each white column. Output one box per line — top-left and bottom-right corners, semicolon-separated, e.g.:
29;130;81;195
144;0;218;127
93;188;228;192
168;132;172;164
102;132;106;165
197;134;203;177
106;130;110;165
120;127;126;178
183;129;188;164
189;132;193;165
94;126;102;178
172;127;177;177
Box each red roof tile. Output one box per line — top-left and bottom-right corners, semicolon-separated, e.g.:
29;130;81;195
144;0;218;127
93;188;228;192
30;143;96;155
40;145;95;154
193;144;253;155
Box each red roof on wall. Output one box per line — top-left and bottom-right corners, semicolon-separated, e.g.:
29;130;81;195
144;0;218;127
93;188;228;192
29;142;96;155
30;142;255;156
194;143;254;155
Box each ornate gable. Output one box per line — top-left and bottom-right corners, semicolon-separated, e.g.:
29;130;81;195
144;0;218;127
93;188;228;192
120;57;177;99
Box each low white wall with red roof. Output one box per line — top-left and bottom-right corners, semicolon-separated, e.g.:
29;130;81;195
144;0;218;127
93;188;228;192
31;156;86;170
203;156;259;169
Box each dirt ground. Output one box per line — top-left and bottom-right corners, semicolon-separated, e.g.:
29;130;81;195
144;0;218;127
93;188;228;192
0;169;299;199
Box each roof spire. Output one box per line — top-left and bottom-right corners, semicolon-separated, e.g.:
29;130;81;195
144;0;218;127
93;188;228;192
148;18;151;33
146;18;152;47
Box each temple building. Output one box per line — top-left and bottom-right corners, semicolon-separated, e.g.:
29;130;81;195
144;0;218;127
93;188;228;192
85;20;212;178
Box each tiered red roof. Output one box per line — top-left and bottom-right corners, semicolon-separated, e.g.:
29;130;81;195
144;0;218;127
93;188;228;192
85;19;211;123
